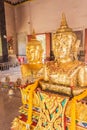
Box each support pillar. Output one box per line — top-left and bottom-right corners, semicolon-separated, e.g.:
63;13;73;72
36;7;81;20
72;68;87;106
0;0;8;62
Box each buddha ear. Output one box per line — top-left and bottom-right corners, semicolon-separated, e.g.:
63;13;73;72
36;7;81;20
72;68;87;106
76;40;80;51
72;40;80;60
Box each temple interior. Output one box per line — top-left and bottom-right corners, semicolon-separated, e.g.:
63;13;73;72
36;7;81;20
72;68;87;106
0;0;87;130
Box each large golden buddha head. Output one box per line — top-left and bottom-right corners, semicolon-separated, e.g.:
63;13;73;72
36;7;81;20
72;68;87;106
26;30;43;64
53;13;80;62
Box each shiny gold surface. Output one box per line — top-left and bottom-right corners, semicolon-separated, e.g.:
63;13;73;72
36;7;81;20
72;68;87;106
26;30;43;64
11;14;87;130
21;30;43;80
53;13;79;62
66;100;87;122
35;91;69;130
43;14;87;94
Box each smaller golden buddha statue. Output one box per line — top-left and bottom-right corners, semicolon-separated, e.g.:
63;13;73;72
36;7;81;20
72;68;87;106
21;30;43;80
26;30;43;64
40;14;87;96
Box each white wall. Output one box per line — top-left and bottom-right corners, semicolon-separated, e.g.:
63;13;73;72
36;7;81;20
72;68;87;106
4;2;16;36
5;0;87;56
15;0;87;34
5;0;87;34
15;2;31;34
4;2;17;54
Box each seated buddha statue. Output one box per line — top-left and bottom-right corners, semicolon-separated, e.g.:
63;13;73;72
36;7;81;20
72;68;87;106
40;14;87;96
26;30;43;65
21;30;43;80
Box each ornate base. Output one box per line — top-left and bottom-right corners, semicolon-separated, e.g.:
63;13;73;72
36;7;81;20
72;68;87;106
34;91;69;130
66;122;87;130
11;91;69;130
11;80;87;130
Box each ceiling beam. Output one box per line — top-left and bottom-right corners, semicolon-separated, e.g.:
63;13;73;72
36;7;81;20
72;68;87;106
5;0;33;5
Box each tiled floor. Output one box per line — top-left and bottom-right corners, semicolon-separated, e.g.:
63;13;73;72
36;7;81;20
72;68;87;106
0;66;22;82
0;66;22;130
0;88;22;130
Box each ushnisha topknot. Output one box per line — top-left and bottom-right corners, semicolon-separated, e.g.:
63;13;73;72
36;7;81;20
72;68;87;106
56;13;73;33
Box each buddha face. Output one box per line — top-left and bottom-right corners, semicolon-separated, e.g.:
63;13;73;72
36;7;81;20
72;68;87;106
53;33;77;61
26;44;43;64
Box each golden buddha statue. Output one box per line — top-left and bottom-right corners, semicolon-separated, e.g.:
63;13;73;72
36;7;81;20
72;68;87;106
40;14;87;96
11;15;87;130
21;30;43;80
26;30;43;64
